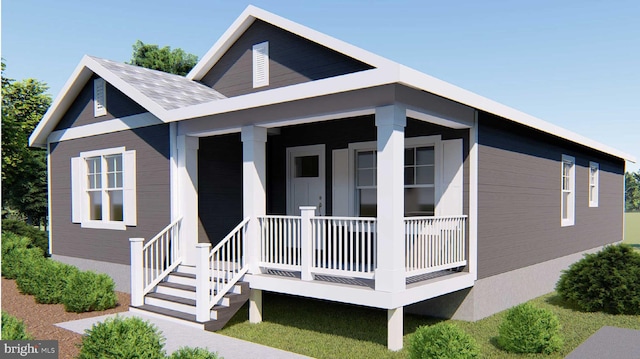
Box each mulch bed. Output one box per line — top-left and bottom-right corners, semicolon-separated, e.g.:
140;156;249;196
1;277;130;359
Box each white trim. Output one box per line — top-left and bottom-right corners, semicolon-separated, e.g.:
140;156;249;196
589;161;599;208
469;112;478;280
561;154;576;227
81;220;126;230
47;143;53;254
285;145;326;216
80;146;126;158
170;123;179;221
48;112;162;143
406;108;472;129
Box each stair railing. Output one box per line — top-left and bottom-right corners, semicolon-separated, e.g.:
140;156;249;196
195;217;250;322
130;216;183;306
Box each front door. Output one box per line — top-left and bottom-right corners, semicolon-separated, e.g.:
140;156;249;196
286;145;325;215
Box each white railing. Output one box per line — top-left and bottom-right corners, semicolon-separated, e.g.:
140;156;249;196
310;216;377;279
207;217;250;310
404;215;467;277
258;215;302;271
130;217;182;306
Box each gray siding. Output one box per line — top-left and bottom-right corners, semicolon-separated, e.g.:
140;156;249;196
200;19;373;97
54;75;147;131
477;112;624;279
49;124;171;265
198;134;243;245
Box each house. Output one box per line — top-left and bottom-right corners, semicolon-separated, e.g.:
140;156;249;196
29;5;635;351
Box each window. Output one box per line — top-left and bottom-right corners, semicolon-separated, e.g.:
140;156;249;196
71;147;136;230
93;78;107;117
252;41;269;88
354;144;436;217
589;161;599;207
561;155;575;226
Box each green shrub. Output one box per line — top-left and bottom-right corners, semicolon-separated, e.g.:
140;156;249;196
2;219;49;256
15;253;48;295
1;311;33;340
1;232;44;279
497;303;563;354
556;244;640;315
408;322;480;359
35;261;80;304
62;270;118;313
78;316;166;359
169;347;222;359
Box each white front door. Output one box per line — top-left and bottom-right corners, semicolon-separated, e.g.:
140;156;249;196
286;145;325;215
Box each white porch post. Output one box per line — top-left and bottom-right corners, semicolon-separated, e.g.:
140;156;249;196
374;104;406;293
242;125;267;324
300;206;316;281
177;135;199;265
195;242;211;322
129;237;144;307
388;307;404;351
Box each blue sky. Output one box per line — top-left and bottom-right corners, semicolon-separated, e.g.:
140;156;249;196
3;0;638;171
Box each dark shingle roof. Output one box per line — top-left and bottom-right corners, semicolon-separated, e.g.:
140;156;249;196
90;56;226;110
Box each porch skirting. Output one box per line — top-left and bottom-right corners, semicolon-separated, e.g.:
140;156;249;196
51;254;131;293
406;244;606;321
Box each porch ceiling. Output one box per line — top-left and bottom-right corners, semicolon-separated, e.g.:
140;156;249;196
178;84;474;138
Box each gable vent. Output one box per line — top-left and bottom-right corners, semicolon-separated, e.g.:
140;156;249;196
93;78;107;117
252;41;269;88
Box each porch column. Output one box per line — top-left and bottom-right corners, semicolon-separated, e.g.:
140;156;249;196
375;104;406;293
241;125;267;274
177;135;199;265
388;307;404;351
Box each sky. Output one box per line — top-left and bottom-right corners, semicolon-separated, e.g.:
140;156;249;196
2;0;639;171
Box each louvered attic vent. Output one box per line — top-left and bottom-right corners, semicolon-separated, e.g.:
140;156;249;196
252;41;269;88
93;78;107;117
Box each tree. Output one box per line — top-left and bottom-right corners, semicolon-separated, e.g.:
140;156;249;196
1;61;51;225
626;170;640;212
128;40;198;76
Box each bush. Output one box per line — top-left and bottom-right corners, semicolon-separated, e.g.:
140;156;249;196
15;253;48;295
556;244;640;315
497;303;563;354
2;219;49;256
62;270;118;313
1;232;44;279
78;316;166;359
408;322;480;359
169;347;222;359
1;311;33;340
35;261;80;304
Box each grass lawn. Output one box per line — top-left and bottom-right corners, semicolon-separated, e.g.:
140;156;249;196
624;212;640;250
219;291;640;358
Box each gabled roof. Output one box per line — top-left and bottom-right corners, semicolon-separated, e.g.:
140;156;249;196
30;6;636;164
29;56;225;147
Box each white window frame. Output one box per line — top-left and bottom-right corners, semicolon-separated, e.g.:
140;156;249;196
93;78;107;117
252;41;269;88
347;136;442;217
71;146;137;230
561;154;575;227
589;161;599;207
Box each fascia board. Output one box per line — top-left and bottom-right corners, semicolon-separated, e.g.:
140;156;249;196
29;57;94;148
170;67;398;122
29;56;171;148
188;5;398;81
397;65;636;163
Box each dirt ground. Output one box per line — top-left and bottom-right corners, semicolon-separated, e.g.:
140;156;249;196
1;277;130;359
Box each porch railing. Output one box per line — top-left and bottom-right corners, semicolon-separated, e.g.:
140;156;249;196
130;217;182;306
258;215;301;271
404;215;467;277
310;216;377;279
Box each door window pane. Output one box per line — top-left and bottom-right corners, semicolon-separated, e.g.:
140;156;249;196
295;156;319;178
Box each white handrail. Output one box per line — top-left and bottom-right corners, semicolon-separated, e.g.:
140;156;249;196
404;215;467;277
141;217;183;294
208;217;250;309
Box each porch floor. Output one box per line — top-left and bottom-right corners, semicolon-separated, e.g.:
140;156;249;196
263;268;463;290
